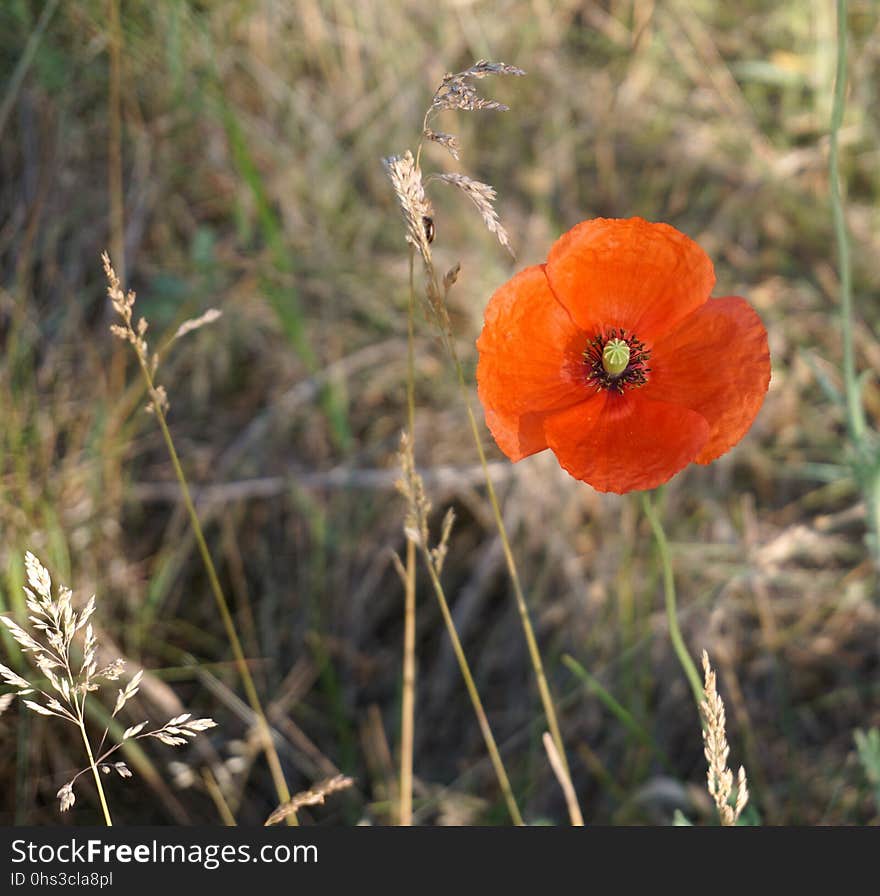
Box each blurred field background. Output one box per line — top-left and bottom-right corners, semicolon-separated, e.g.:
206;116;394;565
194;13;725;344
2;0;880;825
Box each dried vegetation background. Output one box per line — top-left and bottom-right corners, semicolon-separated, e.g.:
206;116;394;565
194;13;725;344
1;0;880;824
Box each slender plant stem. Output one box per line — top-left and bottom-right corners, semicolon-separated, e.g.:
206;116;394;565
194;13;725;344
107;0;127;399
203;767;237;826
400;545;416;824
641;490;702;707
448;346;571;778
0;0;60;137
829;0;880;568
542;732;584;826
75;697;112;826
107;0;125;293
417;544;524;825
399;251;418;826
410;132;567;813
135;361;293;814
829;0;864;447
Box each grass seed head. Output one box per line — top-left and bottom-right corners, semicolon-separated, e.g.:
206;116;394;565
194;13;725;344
701;650;749;826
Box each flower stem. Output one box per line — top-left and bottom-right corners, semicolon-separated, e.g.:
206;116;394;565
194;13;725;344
641;489;702;707
399;251;418;826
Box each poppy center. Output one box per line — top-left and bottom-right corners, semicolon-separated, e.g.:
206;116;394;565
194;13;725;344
584;329;651;394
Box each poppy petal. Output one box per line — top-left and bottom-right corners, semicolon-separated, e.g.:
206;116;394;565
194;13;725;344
543;391;710;493
476;264;591;461
480;403;552;463
645;296;770;464
544;218;716;342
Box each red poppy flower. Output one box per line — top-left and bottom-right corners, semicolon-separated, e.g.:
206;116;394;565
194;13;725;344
476;218;770;494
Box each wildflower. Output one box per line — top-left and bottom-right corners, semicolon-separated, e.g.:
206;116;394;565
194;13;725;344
476;217;770;493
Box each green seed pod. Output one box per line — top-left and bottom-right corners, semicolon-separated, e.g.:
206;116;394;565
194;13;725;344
602;338;630;377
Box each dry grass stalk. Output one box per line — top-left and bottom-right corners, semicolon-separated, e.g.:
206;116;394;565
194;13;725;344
384;59;522;284
701;650;749;826
202;766;237;826
382;152;450;341
397;434;456;572
431;173;512;256
386;59;574;804
105;253;223;413
382;151;435;270
173;308;223;342
424;61;521;256
399;536;416;828
104;251;294;817
423;128;460;160
542;732;584;826
264;774;354;826
399;274;419;826
429;60;525;115
397;432;523;825
0;553;216;823
104;251;167;414
383;59;522;377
